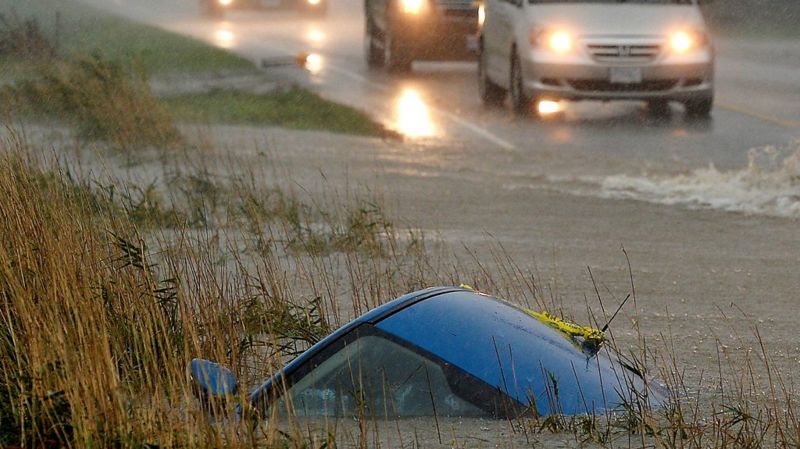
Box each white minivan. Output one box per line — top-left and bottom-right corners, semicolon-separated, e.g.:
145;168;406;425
478;0;715;117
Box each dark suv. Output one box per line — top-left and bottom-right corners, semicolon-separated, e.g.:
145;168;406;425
364;0;481;72
200;0;328;18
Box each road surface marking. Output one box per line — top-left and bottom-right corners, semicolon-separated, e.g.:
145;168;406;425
717;101;800;130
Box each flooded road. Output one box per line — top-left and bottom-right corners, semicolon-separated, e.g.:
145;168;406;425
77;0;799;219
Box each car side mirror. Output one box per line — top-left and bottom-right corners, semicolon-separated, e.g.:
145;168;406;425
189;359;238;401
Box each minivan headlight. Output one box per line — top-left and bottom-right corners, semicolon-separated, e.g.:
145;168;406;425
669;30;709;54
531;29;574;54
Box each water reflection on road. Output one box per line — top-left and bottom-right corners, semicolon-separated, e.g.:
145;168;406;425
393;88;438;138
212;23;236;49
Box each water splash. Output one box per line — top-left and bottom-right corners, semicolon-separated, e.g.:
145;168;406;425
596;142;800;218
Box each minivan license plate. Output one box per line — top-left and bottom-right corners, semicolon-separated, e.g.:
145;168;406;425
609;67;642;84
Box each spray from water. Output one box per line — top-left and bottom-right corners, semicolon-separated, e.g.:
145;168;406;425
597;141;800;218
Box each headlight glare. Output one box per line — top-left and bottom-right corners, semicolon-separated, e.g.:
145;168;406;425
670;31;693;53
669;30;708;54
548;30;572;53
531;29;573;54
401;0;425;14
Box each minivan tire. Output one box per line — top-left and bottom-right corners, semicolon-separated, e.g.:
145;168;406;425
479;46;506;107
510;53;531;115
685;96;713;118
365;20;384;68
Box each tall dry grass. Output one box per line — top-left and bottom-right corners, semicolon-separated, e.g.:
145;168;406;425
4;54;181;151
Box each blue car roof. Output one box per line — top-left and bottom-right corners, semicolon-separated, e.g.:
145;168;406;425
250;287;665;416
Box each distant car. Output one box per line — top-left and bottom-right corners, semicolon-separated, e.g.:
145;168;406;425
191;287;668;419
364;0;483;72
478;0;715;117
200;0;328;18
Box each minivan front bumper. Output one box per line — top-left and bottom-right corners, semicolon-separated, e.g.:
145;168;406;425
521;43;714;101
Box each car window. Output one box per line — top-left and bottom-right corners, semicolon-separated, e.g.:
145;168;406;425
273;335;487;418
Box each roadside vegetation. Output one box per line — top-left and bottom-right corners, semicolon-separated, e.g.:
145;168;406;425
0;0;389;139
0;0;252;76
4;54;181;150
163;88;393;137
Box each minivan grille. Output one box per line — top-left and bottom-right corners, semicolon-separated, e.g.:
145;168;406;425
586;44;662;63
567;79;679;92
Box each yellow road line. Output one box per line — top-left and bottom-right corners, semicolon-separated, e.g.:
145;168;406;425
717;101;800;130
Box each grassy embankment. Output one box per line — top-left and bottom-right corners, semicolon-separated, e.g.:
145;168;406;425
0;0;389;138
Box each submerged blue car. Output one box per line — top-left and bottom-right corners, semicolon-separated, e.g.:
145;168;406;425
191;287;668;419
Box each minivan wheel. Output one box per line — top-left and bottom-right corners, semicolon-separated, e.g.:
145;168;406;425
479;47;506;107
648;99;670;116
510;53;531;115
685;96;713;118
365;20;384;68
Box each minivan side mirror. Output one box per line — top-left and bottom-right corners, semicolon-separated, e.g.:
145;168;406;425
189;359;238;400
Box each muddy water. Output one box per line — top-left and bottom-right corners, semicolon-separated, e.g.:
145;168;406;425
241;125;800;379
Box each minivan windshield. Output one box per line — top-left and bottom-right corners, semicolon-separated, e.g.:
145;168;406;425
529;0;693;4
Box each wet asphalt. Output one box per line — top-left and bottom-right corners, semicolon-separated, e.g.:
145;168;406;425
79;0;799;183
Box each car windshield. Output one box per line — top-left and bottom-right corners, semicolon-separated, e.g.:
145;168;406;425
273;335;488;418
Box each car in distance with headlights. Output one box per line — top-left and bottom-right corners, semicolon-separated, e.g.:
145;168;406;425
364;0;483;72
478;0;714;118
200;0;327;18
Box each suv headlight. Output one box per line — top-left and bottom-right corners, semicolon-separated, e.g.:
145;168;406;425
668;30;709;54
530;29;574;54
401;0;427;14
